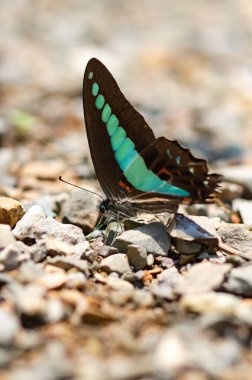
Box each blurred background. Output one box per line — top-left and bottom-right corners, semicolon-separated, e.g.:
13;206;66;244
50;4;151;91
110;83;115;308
1;0;252;202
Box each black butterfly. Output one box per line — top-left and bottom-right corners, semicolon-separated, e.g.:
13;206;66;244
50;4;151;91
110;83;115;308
83;58;220;217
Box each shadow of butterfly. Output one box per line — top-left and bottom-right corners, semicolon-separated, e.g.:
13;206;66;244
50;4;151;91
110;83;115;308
83;58;221;217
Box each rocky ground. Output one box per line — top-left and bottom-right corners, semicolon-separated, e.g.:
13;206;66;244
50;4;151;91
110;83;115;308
1;1;252;379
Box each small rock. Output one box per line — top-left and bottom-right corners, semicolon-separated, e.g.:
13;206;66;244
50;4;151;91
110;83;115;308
45;298;65;323
0;224;16;248
47;256;89;276
62;190;100;234
224;263;252;296
106;276;134;291
233;199;252;224
113;222;170;256
127;245;147;270
147;254;154;266
37;271;67;290
100;254;132;274
180;292;240;315
46;239;74;256
5;283;47;317
175;262;232;295
98;245;119;258
0;197;24;228
169;213;218;247
175;239;202;254
217;223;252;256
133;289;154;307
66;272;86;289
0;309;20;345
122;270;145;283
13;205;85;245
21;160;65;180
0;242;31;271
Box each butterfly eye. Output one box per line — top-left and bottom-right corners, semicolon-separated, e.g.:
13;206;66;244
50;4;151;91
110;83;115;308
99;199;110;213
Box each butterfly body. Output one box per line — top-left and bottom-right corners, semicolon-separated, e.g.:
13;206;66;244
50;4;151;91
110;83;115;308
83;58;221;216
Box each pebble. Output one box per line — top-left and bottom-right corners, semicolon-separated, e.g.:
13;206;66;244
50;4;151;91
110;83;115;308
0;242;31;271
100;254;132;274
217;223;252;256
66;271;86;289
20;160;65;180
133;289;154;307
0;224;16;248
13;205;85;245
0;309;20;345
147;254;154;266
127;244;147;271
47;256;89;275
180;292;240;315
232;199;252;224
46;239;75;256
169;213;218;247
175;262;232;295
62;190;100;234
113;222;171;256
224;263;252;296
45;298;65;323
36;271;67;290
0;197;25;228
175;239;202;254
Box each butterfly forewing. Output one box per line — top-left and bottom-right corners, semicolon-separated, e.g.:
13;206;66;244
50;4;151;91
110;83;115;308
83;57;221;212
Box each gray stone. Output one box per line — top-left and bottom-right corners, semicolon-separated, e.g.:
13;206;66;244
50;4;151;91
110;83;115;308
175;239;202;254
13;205;85;245
100;253;132;274
133;289;154;307
0;241;30;271
0;224;16;248
147;254;154;266
113;222;171;256
47;256;89;276
169;213;218;247
233;199;252;224
0;309;20;345
45;299;65;323
46;239;75;256
98;245;119;258
127;244;147;270
62;190;100;234
175;262;232;295
224;263;252;296
217;223;252;256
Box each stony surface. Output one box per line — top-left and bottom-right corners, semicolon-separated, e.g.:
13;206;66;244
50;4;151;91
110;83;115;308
1;1;252;378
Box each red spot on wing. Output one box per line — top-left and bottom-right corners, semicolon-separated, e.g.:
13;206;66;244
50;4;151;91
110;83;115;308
119;180;133;194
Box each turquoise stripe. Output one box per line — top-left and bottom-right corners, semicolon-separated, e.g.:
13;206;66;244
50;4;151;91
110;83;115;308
111;127;126;151
115;138;135;165
95;94;105;110
106;114;119;136
120;150;138;171
91;85;190;197
102;104;111;123
92;82;99;96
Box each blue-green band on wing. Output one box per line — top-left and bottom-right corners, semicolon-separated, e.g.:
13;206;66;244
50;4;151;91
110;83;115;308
90;74;189;197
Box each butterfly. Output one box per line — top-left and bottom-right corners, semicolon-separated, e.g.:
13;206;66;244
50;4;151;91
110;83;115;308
83;58;221;217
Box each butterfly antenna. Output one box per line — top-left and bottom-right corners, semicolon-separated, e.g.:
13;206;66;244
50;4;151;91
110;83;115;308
59;176;105;201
